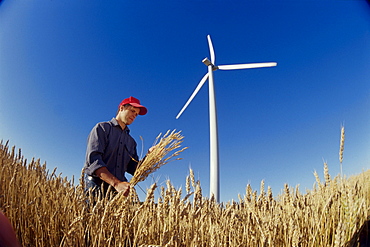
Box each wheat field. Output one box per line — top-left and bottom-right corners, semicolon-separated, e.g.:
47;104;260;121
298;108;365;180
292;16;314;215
0;138;369;246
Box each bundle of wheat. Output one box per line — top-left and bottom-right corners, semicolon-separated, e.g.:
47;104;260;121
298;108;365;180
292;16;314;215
130;130;188;186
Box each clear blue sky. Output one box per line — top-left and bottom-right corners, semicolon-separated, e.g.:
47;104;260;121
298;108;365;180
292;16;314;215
1;0;369;202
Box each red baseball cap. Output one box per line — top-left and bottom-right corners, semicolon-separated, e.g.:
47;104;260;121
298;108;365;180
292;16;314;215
118;96;147;115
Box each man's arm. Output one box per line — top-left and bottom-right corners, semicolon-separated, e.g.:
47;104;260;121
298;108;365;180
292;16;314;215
94;167;131;196
84;123;109;177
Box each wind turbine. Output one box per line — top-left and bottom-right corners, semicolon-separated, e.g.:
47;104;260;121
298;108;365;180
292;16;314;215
176;35;277;202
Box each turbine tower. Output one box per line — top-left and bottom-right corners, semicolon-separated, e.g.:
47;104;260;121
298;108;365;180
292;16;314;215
176;35;277;202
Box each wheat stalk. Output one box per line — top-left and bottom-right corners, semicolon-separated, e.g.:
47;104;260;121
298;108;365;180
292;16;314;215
339;125;345;177
130;130;188;186
324;162;331;187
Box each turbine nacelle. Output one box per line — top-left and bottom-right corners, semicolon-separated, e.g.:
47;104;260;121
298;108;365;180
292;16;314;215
202;57;212;66
202;57;219;71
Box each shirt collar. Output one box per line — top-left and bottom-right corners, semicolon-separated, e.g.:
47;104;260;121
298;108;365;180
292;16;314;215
110;118;130;133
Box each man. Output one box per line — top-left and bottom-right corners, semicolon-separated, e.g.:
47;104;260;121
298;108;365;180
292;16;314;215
83;96;147;197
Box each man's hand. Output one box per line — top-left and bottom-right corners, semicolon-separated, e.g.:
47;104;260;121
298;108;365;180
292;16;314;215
95;167;131;196
148;144;164;156
114;181;131;196
148;145;157;153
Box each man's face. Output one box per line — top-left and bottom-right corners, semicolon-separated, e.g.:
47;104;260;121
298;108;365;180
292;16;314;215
117;105;140;125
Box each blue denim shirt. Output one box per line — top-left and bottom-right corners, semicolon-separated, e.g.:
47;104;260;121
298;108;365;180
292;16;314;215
84;118;138;182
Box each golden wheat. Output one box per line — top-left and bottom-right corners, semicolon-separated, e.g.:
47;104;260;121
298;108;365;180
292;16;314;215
130;130;188;186
0;136;369;246
339;125;345;164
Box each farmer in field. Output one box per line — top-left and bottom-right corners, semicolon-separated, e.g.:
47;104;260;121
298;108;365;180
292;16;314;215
83;96;147;198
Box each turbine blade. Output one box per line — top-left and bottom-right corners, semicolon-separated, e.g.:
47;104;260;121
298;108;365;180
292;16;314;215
176;73;209;119
218;62;277;70
207;35;215;64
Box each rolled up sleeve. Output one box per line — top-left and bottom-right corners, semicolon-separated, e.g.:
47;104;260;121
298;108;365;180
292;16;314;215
84;123;108;176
